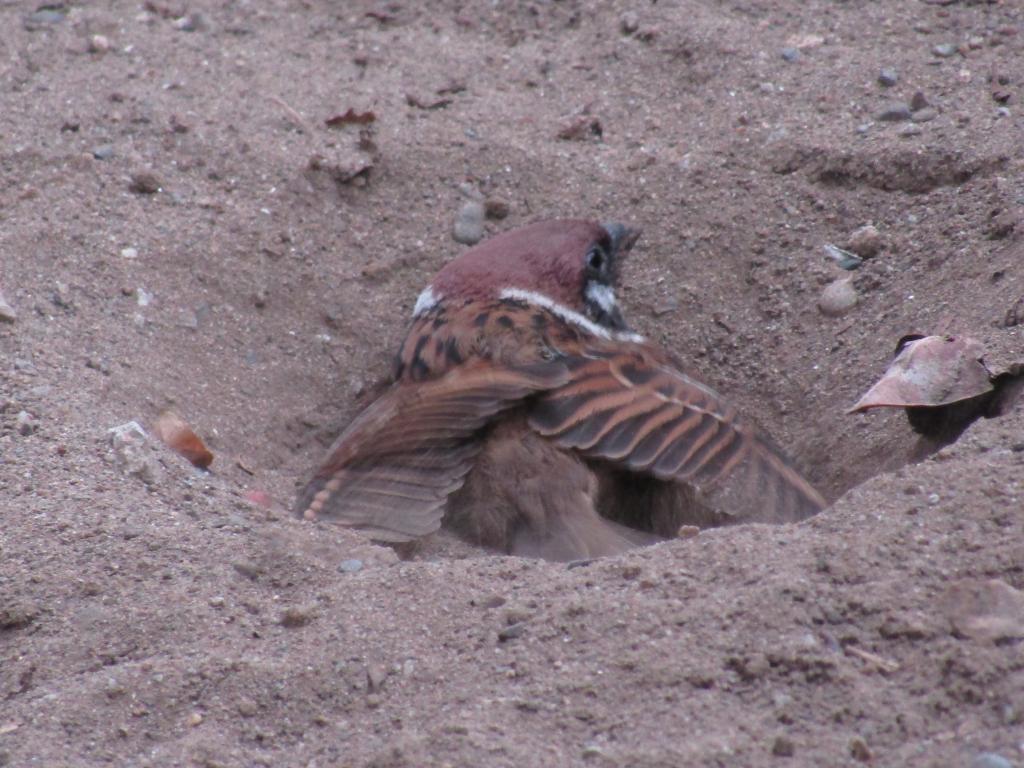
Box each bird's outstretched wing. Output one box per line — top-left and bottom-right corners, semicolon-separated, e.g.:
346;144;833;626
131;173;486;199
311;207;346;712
295;360;569;541
528;348;825;523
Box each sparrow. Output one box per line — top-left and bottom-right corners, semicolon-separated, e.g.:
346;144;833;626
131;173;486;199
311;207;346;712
296;219;826;561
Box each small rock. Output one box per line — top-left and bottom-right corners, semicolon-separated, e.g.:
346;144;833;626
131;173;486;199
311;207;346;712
846;225;882;259
92;145;115;160
582;744;606;760
898;124;923;137
498;622;526;641
339;559;363;573
849;737;872;763
366;664;387;692
877;103;912;122
877;68;899;87
24;7;65;29
237;699;259;717
995;107;1011;118
453;200;485;245
652;297;679;317
483;198;510;220
910;91;930;111
771;735;795;757
557;114;602;141
232;560;263;581
120;247;138;259
780;47;801;63
968;36;985;50
619;10;639;35
0;290;16;322
187;712;203;727
941;578;1024;641
911;107;938;123
108;421;161;485
173;12;206;32
932;43;957;58
972;754;1013;768
129;172;161;194
818;277;858;317
88;34;111;54
279;605;316;628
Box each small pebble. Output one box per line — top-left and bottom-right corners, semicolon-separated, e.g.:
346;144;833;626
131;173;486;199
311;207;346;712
932;43;957;58
88;35;111;54
237;699;258;717
877;68;898;87
453;200;485;245
910;91;930;111
771;735;795;757
818;277;858;317
780;47;801;63
339;559;363;573
849;737;872;763
877;103;912;122
120;247;138;259
898;124;923;137
912;107;938;123
173;12;205;32
968;36;985;50
279;606;316;628
995;107;1011;118
0;290;16;322
498;622;526;641
619;11;639;35
16;411;37;436
846;224;882;258
129;172;161;194
92;145;115;160
484;198;510;220
972;754;1013;768
24;7;65;28
187;712;203;727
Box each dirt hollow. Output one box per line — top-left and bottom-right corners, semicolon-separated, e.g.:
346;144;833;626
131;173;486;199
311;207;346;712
2;1;1023;766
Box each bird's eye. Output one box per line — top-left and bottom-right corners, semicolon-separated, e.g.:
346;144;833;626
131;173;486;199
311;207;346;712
586;247;605;274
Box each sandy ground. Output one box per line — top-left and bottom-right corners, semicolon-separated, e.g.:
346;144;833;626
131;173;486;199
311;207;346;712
2;0;1023;765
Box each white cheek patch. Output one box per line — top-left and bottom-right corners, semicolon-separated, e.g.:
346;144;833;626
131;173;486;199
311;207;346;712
413;285;440;317
499;288;644;344
585;281;618;314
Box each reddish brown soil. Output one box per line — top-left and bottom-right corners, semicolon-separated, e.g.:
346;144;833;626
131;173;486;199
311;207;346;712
2;1;1023;766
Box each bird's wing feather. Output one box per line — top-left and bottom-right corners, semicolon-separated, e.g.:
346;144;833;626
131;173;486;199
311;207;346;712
296;360;569;541
528;350;825;523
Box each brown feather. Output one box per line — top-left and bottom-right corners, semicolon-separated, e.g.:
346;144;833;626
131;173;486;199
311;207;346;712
529;342;825;524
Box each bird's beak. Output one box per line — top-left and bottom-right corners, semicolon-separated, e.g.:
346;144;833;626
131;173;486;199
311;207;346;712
602;223;641;258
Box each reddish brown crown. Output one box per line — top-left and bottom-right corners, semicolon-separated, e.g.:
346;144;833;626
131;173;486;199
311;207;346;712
426;219;609;314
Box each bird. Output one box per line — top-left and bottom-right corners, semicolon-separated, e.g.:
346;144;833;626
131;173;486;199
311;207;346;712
296;219;826;561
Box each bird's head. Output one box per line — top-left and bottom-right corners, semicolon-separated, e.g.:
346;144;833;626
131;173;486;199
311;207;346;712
413;219;641;333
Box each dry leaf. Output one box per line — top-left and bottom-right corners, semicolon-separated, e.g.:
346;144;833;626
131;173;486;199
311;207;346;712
849;335;992;412
153;410;214;469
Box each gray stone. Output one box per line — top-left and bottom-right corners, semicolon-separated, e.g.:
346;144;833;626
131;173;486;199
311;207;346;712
912;107;938;123
877;68;898;87
453;200;485;245
972;754;1013;768
780;47;801;63
0;289;16;322
877;103;912;122
818;277;858;317
339;559;364;573
932;43;957;58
